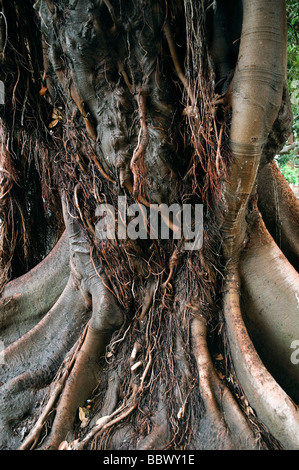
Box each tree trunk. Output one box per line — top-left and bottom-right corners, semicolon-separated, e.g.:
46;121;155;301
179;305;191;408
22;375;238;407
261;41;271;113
0;0;298;451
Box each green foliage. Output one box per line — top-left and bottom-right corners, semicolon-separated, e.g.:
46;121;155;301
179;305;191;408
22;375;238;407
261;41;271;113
286;1;299;132
286;1;299;83
277;1;299;184
276;154;299;184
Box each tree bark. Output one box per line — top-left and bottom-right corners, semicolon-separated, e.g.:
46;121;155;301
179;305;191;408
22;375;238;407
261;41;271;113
0;0;298;452
257;161;299;270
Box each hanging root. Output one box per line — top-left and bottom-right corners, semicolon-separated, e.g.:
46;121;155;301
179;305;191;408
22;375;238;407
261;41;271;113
163;20;193;104
161;246;180;290
130;89;149;198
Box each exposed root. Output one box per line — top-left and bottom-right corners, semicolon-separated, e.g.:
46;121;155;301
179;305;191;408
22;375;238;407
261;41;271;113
223;261;299;450
257;161;299;270
19;324;88;450
161;246;180;290
16;249;123;450
0;275;90;450
240;210;299;402
29;197;126;450
40;322;119;449
1;276;89;384
191;315;260;450
136;392;170;450
0;231;69;345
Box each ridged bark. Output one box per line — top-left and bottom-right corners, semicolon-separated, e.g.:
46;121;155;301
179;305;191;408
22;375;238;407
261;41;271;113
0;0;298;452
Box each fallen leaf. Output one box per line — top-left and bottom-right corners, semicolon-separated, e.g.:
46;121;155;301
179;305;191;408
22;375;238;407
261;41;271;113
39;86;47;96
244;405;254;416
216;370;225;380
79;406;90;428
58;440;69;450
214;353;223;361
52;107;63;120
48;119;58;129
80;417;89;429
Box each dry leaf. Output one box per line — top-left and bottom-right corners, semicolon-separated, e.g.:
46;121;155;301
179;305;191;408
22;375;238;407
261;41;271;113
39;86;47;96
58;440;69;450
48;119;58;129
80;417;89;429
214;353;223;361
79;406;90;428
244;404;254;416
52;107;63;120
216;370;225;380
79;406;89;421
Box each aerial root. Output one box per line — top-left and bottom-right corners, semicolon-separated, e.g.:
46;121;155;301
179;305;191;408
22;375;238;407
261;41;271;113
130;90;149;197
161;247;180;290
223;261;299;450
163;20;193;105
191;315;260;450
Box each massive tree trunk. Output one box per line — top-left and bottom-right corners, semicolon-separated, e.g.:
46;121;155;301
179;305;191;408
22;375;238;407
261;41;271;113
0;0;298;451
